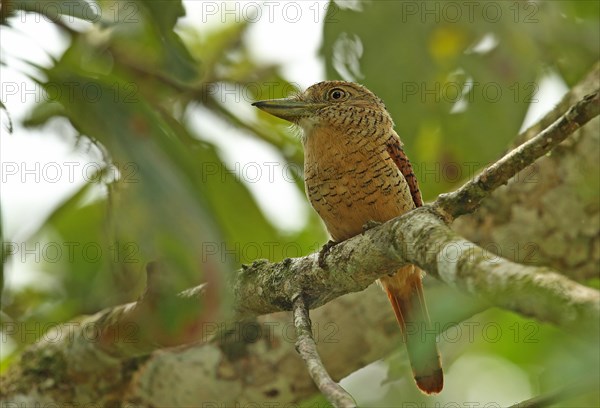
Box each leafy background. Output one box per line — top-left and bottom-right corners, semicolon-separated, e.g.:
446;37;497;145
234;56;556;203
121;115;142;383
1;0;598;406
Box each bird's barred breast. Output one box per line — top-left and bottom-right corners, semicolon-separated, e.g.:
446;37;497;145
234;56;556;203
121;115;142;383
304;127;414;241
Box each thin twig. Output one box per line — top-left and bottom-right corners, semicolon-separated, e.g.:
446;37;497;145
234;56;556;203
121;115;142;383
435;89;600;219
292;294;357;408
507;376;599;408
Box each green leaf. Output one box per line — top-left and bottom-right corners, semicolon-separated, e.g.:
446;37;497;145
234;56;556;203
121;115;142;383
97;0;200;84
22;101;65;128
41;55;223;289
0;99;13;133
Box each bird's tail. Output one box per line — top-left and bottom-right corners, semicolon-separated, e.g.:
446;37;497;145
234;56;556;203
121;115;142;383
380;266;443;394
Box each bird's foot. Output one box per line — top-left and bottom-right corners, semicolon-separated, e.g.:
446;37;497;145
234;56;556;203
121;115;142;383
318;240;338;269
362;220;382;232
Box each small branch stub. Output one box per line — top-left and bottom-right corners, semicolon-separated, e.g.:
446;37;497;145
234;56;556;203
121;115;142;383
292;294;357;408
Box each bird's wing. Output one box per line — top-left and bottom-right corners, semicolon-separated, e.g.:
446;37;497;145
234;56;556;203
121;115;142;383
386;132;423;208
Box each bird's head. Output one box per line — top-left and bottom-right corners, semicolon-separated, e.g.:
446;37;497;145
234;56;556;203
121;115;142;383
252;81;392;140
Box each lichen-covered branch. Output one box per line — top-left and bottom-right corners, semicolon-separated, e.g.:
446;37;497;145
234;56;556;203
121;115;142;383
392;208;600;333
233;205;599;334
8;201;594;401
292;295;357;408
435;89;599;219
0;286;410;404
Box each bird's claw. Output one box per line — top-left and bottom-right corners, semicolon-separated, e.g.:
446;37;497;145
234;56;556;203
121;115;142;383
318;240;338;269
362;220;382;232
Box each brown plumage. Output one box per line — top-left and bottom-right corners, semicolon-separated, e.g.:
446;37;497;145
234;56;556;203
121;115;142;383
253;80;443;394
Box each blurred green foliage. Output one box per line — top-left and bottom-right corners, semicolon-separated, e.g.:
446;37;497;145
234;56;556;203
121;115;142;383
1;0;598;406
1;0;326;355
322;0;599;199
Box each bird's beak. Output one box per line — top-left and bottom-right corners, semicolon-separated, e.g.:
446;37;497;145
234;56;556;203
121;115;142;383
252;98;323;123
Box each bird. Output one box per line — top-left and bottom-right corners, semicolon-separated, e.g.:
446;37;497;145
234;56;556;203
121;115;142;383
252;80;443;394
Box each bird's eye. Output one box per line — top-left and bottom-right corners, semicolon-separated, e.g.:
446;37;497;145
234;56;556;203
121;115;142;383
328;88;347;100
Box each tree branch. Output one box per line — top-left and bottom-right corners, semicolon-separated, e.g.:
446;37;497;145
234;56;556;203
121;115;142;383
292;295;357;408
394;208;600;332
233;205;599;334
435;89;599;220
